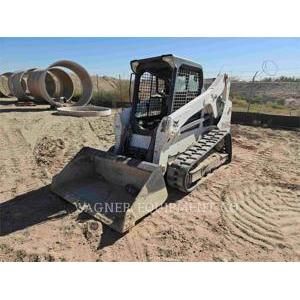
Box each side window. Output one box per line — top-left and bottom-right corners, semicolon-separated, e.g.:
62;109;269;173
175;75;188;92
188;74;199;91
173;67;202;112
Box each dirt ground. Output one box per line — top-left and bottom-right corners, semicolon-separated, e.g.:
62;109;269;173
0;98;299;262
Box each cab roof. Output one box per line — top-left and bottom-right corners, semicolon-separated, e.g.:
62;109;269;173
130;54;203;74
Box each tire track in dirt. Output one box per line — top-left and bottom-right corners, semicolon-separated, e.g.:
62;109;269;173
57;124;300;261
76;125;300;261
222;183;300;254
0;123;45;201
1;108;299;261
232;128;300;185
100;185;230;261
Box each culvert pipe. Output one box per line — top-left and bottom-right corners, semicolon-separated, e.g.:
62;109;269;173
27;68;75;106
48;60;93;106
27;69;65;105
8;68;37;100
48;67;74;101
0;72;14;97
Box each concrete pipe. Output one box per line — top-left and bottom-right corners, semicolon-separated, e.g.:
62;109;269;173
48;67;74;101
27;68;75;106
8;68;37;100
48;60;93;106
0;72;14;97
27;69;64;104
45;71;58;99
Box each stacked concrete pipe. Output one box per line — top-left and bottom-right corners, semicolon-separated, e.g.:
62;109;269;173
8;68;37;100
1;60;93;108
26;60;92;107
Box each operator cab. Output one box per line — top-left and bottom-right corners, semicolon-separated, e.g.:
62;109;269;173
127;54;204;160
130;54;204;134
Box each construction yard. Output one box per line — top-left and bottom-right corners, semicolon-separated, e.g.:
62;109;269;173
0;97;299;262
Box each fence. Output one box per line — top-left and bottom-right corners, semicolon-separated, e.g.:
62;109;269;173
229;80;300;116
90;74;131;108
88;74;300;117
203;78;300;116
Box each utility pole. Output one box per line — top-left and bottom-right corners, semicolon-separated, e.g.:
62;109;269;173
247;71;259;112
118;74;122;105
96;74;99;96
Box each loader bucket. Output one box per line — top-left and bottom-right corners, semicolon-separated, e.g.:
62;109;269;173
51;147;168;233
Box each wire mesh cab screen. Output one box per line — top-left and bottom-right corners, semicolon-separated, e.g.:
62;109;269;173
172;67;202;112
135;72;166;118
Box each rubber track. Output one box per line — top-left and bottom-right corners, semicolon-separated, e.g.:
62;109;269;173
167;129;229;192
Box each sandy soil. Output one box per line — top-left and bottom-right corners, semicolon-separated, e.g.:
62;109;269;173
0;98;299;262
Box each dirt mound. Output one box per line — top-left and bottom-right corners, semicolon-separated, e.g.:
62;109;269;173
34;137;65;168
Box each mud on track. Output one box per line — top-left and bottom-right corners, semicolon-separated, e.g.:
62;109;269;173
0;99;299;261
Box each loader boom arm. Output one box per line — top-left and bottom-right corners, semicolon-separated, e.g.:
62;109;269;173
153;74;231;169
168;74;229;129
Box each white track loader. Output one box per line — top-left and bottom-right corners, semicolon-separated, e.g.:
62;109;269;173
51;54;232;233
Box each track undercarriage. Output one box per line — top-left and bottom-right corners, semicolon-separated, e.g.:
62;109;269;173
167;129;232;192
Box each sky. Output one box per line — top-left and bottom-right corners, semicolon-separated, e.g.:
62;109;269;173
0;38;299;79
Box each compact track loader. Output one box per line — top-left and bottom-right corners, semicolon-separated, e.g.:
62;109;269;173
51;54;232;233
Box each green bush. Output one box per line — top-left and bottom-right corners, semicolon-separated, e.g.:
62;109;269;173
275;76;300;82
271;103;284;109
276;99;285;106
232;97;248;109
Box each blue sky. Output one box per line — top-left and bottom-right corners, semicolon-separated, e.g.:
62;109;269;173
0;38;299;79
